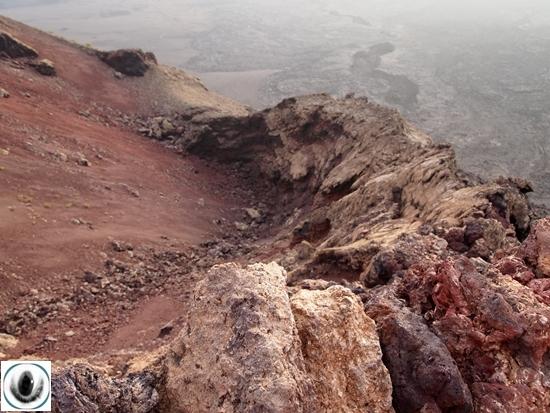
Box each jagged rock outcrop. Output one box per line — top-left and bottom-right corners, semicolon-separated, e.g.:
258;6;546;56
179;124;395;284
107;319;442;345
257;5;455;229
355;227;550;413
403;256;550;412
8;12;550;413
52;263;394;413
162;262;394;412
97;49;157;76
2;19;543;409
520;217;550;278
291;286;394;413
52;363;159;413
0;30;38;58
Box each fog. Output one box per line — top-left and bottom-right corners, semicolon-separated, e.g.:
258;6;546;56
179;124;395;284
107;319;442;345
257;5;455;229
2;0;550;204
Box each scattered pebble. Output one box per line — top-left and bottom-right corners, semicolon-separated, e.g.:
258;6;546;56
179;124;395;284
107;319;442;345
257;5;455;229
235;222;249;231
77;157;91;167
111;240;133;252
54;151;68;162
158;321;174;338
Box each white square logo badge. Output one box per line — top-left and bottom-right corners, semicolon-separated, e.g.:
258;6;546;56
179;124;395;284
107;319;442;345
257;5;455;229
1;361;51;412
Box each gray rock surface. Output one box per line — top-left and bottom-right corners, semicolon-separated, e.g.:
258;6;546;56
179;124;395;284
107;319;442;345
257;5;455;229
0;30;38;58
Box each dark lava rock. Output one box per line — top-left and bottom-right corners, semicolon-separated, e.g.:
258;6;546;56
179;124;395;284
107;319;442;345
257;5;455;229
97;49;156;76
366;288;474;413
52;364;159;413
292;218;331;245
158;321;174;338
0;31;38;58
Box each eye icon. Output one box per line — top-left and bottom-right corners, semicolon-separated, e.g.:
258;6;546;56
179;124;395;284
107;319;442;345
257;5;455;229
2;362;51;411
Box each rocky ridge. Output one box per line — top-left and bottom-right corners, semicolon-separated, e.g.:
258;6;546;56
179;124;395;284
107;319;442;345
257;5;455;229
125;94;548;412
51;93;550;412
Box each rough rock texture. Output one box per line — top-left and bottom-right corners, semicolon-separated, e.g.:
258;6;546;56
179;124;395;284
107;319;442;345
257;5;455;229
97;49;156;76
410;257;550;412
156;94;531;284
0;30;38;58
366;287;473;413
31;58;56;76
50;263;394;413
52;363;159;413
291;286;394;413
520;217;550;278
33;88;547;412
1;21;546;410
161;262;315;412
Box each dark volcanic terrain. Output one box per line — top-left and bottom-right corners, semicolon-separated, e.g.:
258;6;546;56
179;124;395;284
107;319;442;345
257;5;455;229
1;14;550;413
3;0;549;206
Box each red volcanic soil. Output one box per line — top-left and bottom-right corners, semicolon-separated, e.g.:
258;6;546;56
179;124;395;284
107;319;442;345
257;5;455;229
0;16;248;359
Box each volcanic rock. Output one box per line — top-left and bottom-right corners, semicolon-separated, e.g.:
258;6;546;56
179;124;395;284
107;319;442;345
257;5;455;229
2;17;550;413
401;256;550;412
0;333;18;352
0;31;38;58
161;262;316;412
365;288;474;413
97;49;156;77
52;363;159;413
52;263;395;413
521;217;550;277
171;94;531;286
244;207;262;221
31;58;56;76
291;286;394;413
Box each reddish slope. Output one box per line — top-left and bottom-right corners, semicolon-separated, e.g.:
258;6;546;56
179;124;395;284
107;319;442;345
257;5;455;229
0;16;247;358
